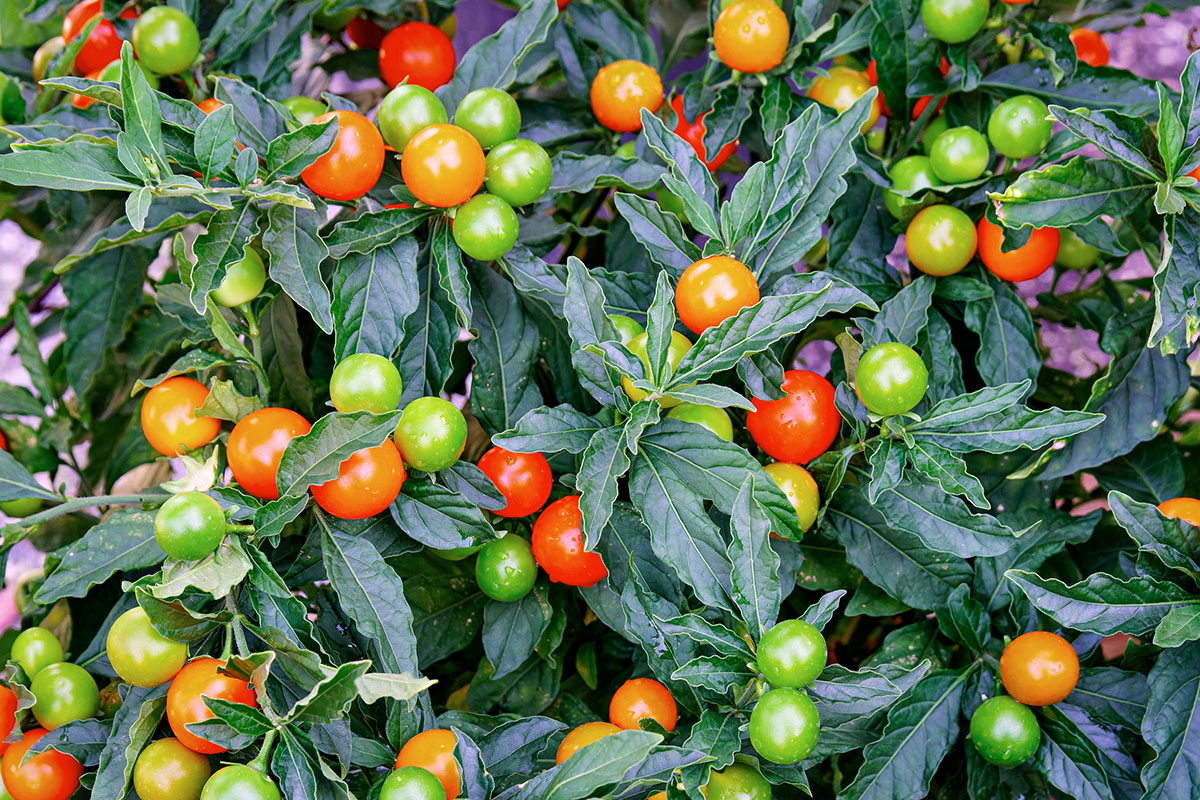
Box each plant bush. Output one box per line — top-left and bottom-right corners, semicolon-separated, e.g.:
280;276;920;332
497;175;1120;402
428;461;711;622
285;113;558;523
0;0;1198;798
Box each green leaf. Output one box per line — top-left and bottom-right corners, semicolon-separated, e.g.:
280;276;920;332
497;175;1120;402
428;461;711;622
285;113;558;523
0;140;139;192
992;156;1156;229
548;152;664;193
325;208;436;259
1149;210;1200;354
669;274;875;388
874;475;1020;557
432;221;473;329
1154;606;1200;649
320;517;421;675
193;102;237;182
671;655;755;694
188;199;258;315
840;669;970;800
824;483;972;611
537;730;662;800
355;672;436;704
493;405;603;455
0;449;59;503
1034;706;1116;800
196;378;264;422
265;115;337;179
153;537;254;600
468;263;543;435
392;476;494;550
275;410;402;497
980;62;1159;115
1139;643;1200;798
856;276;933;348
1108;491;1199;576
438;0;558;108
62;247;147;401
25;718;110;766
90;685;167;798
962;275;1040;389
1005;569;1197;636
639;109;720;240
483;583;553;679
905;441;989;508
727;477;780;642
332;236;419;362
35;510;163;602
284;660;372;725
272;727;354;800
577;421;635;548
613;192;702;276
262;202;334;334
934;584;990;652
397;257;457;405
117;43;169;175
1048;105;1160;180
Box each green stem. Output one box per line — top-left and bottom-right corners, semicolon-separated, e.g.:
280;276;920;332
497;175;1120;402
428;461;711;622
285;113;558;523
220;623;234;662
247;729;278;774
3;493;166;543
226;523;256;535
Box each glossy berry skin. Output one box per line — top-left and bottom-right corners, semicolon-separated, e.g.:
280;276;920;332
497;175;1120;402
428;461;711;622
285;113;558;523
1;729;83;800
63;0;121;75
1000;631;1080;706
484;139;552;207
883;155;943;220
608;314;644;345
667;403;734;441
905;204;977;276
1159;497;1200;527
452;194;519;261
32;36;64;84
475;535;538;602
395;729;460;800
154;491;226;561
807;67;883;133
477;447;552;517
379;22;456;90
301;111;384;201
987;95;1053;160
705;762;772;800
671;96;737;171
379;766;446;800
312;441;406;519
921;115;949;153
199;765;281;800
970;696;1041;767
167;658;257;754
532;495;609;587
1070;28;1109;67
141;377;221;456
455;88;521;150
346;15;386;49
228;407;311;500
590;60;663;133
132;737;211;800
855;343;929;416
283;96;326;125
977;217;1060;282
749;688;820;763
0;686;15;754
676;256;760;335
401;124;486;208
621;331;693;407
211;247;266;307
713;0;789;74
609;678;678;732
556;722;620;764
132;6;201;75
1054;229;1101;270
920;0;989;44
758;619;827;688
929;125;989;183
31;662;99;730
106;607;188;687
198;97;223;114
330;354;403;414
746;370;839;465
763;462;820;532
377;84;448;153
393;396;467;472
11;628;64;679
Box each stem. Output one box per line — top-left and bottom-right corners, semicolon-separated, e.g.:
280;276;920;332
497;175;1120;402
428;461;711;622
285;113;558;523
220;623;234;662
238;304;269;401
248;730;278;773
226;523;255;535
2;493;166;542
